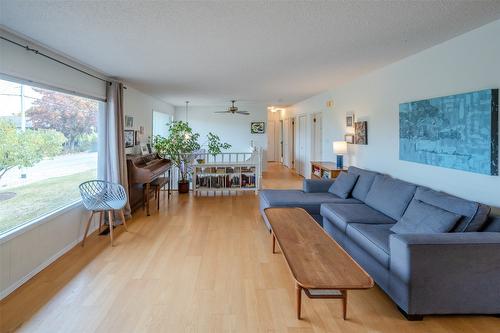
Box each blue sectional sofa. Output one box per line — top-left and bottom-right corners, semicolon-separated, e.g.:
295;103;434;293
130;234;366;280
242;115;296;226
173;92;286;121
259;166;500;320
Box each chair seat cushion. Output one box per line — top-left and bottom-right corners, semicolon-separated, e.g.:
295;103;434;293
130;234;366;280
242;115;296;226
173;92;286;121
328;172;359;199
390;199;461;234
320;203;395;233
260;190;361;215
346;223;393;268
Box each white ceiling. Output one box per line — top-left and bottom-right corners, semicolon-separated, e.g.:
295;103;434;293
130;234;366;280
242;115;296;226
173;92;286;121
1;1;500;107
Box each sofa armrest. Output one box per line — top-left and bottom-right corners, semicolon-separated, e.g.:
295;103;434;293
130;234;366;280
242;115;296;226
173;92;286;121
389;232;500;314
303;179;335;193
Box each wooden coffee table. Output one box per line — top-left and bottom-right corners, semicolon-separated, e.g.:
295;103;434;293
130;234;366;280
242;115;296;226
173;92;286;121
264;207;374;320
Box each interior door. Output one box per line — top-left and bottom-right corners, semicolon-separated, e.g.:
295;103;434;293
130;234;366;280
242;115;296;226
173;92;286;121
267;120;276;161
291;118;296;169
298;115;307;176
279;120;284;163
283;118;290;167
312;113;322;161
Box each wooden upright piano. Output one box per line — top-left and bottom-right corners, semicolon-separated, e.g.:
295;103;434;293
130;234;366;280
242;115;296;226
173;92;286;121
126;153;171;215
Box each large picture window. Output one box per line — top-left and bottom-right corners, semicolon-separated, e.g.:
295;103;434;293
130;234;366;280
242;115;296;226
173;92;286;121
0;78;103;235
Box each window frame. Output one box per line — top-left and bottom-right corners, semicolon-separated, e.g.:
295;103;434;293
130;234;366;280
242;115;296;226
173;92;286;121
0;75;103;241
0;199;83;244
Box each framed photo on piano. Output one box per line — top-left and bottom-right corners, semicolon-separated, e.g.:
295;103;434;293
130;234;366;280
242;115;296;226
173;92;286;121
140;144;149;155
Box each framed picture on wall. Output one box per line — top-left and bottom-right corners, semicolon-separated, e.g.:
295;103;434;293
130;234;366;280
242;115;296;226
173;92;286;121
251;122;265;134
344;134;354;144
125;115;134;128
346;112;355;128
354;121;368;145
124;130;135;148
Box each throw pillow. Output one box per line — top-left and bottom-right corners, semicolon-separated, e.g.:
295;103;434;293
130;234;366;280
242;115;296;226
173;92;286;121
328;172;359;199
390;199;461;234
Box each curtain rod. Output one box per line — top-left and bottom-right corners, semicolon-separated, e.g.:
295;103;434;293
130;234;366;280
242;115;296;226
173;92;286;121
0;35;112;85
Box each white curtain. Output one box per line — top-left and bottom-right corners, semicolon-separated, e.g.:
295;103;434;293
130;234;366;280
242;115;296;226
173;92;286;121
98;82;131;220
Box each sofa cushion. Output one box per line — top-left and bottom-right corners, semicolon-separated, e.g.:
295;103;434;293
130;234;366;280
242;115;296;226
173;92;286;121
320;203;395;233
260;189;361;215
346;223;393;268
413;187;490;232
482;216;500;232
390;199;461;234
348;166;379;201
328;172;359;199
364;175;416;221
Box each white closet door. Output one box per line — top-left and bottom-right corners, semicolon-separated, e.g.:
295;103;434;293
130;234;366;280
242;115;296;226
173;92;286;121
267;120;276;161
298;115;307;176
312;113;322;161
283;118;290;167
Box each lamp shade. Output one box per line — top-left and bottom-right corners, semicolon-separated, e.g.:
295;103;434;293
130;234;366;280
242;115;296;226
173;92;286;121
333;141;348;155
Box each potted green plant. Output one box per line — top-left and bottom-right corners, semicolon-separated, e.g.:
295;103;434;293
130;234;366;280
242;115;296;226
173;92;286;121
153;121;200;193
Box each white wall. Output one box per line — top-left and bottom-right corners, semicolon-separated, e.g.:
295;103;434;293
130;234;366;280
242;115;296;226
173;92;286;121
0;204;101;299
0;28;107;101
286;19;500;210
123;86;175;154
174;103;268;157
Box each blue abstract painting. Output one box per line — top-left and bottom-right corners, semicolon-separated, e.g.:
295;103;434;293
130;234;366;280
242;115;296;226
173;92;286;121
399;89;498;175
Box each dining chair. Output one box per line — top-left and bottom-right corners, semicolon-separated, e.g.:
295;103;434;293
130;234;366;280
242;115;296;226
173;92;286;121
79;180;128;246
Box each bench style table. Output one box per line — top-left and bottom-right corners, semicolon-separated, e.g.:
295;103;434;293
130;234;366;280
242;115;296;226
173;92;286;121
264;207;374;320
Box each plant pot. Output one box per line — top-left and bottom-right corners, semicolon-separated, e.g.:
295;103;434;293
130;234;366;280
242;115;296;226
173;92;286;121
178;181;190;193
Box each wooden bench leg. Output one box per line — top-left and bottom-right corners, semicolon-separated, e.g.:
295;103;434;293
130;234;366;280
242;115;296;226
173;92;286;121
296;283;302;320
342;290;347;320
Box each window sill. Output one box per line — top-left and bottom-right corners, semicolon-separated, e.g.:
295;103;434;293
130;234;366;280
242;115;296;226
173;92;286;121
0;200;83;245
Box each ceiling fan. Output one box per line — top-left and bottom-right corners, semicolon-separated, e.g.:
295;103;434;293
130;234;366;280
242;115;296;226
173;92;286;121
214;100;250;115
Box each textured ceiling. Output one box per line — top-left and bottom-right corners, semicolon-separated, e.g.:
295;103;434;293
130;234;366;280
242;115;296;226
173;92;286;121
1;1;500;106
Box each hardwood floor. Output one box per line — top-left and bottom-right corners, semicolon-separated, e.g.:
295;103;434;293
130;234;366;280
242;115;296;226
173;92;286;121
1;163;498;332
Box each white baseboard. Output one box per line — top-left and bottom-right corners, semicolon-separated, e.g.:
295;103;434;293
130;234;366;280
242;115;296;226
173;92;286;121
0;223;98;301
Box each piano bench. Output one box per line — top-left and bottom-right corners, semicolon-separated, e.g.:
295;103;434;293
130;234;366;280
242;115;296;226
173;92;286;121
150;177;170;210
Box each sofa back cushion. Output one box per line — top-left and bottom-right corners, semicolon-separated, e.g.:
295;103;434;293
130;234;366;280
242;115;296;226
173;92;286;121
414;187;490;232
390;199;461;234
328;172;359;199
364;175;416;220
348;166;379;201
482;216;500;232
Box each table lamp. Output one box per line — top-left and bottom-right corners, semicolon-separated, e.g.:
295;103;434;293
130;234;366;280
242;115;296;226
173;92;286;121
333;141;348;169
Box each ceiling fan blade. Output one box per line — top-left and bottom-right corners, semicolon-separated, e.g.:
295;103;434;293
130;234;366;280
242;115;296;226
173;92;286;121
236;111;250;115
214;111;230;113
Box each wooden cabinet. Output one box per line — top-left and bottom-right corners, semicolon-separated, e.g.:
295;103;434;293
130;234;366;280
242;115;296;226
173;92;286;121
310;161;347;180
